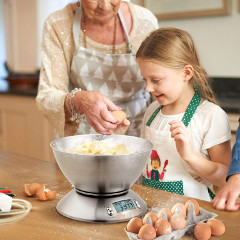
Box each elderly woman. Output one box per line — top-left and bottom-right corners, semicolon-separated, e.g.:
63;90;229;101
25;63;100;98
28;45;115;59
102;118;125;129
36;0;158;137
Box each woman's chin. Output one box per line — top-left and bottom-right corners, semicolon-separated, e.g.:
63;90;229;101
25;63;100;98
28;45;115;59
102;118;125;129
93;13;116;23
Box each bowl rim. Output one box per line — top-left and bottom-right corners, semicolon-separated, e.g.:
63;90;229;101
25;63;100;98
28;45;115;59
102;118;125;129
50;134;153;157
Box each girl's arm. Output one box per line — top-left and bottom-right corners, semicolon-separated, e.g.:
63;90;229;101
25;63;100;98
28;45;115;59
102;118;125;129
187;141;231;187
169;120;231;187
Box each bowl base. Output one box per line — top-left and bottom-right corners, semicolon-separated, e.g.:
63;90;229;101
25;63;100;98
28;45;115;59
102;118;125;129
56;189;147;223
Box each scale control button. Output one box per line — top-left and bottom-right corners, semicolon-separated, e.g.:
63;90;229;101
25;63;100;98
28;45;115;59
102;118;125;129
106;207;114;216
134;200;141;209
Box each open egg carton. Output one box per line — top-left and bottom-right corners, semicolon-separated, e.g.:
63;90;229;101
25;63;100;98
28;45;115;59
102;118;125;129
125;203;217;240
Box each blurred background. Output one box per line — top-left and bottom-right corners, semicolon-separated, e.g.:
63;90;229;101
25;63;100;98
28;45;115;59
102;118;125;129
0;0;239;162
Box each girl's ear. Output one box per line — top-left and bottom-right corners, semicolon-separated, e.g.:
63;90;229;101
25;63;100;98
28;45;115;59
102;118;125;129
182;65;194;82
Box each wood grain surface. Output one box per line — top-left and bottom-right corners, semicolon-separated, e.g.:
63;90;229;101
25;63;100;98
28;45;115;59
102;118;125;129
0;151;239;240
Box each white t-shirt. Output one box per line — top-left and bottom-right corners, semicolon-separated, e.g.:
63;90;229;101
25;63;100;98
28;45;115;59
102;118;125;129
141;100;232;186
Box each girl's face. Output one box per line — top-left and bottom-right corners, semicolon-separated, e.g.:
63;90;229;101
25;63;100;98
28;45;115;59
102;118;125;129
81;0;121;23
137;58;189;107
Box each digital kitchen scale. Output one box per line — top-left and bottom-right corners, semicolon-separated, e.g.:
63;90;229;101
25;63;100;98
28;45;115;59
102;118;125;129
51;134;152;224
56;189;147;223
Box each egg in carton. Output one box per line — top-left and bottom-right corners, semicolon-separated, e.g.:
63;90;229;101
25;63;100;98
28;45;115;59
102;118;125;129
125;203;217;240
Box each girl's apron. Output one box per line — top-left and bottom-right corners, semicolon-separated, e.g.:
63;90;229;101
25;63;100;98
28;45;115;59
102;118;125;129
142;91;212;201
70;4;150;137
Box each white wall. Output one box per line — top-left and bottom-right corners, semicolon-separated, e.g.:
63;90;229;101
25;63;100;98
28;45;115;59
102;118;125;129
0;0;7;79
155;0;240;78
3;0;237;78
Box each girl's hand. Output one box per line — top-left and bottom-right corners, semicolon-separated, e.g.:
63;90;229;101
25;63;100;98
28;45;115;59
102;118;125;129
169;120;194;161
110;119;130;135
74;91;121;135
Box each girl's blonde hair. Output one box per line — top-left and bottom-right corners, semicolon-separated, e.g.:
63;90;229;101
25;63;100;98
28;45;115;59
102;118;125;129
136;27;216;104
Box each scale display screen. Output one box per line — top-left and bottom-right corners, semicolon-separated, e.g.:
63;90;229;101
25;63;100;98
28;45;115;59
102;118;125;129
112;199;136;213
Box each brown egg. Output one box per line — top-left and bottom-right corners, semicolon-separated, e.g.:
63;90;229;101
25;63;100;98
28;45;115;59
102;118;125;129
111;111;127;124
29;183;42;195
126;217;143;234
171;203;186;218
206;219;225;236
169;213;186;230
185;199;200;216
36;185;56;201
157;208;172;220
22;184;32;196
155;218;172;237
143;212;158;225
138;224;156;240
194;222;211;240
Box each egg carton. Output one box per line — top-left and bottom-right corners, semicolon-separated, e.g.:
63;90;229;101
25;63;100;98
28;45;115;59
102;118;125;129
125;203;217;240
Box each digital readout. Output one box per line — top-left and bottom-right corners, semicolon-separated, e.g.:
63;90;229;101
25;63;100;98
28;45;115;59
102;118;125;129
112;199;136;213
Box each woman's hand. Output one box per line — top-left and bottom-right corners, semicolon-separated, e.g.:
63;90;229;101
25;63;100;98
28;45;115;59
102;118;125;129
74;90;121;135
110;119;130;135
169;120;194;161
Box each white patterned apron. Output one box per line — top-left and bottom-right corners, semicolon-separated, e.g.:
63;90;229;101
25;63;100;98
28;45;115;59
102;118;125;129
142;92;212;201
70;4;150;136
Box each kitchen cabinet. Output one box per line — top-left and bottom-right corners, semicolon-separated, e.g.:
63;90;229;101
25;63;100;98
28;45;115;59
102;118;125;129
0;94;55;162
3;0;38;73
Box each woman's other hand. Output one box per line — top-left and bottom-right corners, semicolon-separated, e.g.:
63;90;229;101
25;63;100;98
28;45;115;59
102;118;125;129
74;90;121;134
110;119;130;135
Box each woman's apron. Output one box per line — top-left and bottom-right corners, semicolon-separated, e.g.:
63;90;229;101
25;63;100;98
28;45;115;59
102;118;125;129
70;4;150;137
142;91;212;201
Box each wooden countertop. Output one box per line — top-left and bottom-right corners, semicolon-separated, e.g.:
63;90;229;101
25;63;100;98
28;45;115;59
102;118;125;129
0;150;239;240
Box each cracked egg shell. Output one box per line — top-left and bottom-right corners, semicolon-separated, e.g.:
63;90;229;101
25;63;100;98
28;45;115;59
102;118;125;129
36;185;48;201
29;183;42;195
36;185;56;201
22;184;32;196
45;189;56;200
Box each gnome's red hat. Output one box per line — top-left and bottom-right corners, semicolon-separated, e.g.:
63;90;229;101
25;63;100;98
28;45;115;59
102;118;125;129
151;150;160;160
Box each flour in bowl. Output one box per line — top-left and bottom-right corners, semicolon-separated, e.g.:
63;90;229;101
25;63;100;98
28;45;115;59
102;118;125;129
66;140;129;155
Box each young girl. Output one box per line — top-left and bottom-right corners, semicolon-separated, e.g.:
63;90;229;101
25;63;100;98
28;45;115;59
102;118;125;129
115;27;232;201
